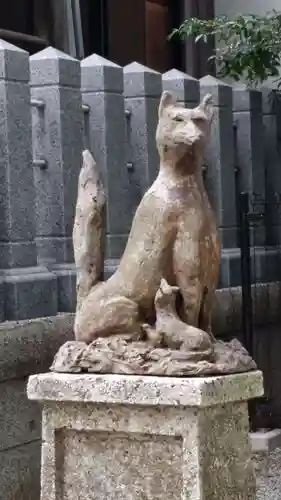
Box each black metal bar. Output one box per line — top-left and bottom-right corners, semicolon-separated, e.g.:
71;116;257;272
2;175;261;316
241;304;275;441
239;192;254;356
30;98;45;110
233;121;241;247
33;159;48;169
82;104;90;113
239;192;260;430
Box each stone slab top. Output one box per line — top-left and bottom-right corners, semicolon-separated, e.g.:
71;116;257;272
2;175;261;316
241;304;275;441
27;370;263;408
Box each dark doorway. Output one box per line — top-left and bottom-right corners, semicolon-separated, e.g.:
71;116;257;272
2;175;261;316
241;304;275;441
168;0;184;71
145;0;183;72
0;0;52;53
81;0;109;58
81;0;184;72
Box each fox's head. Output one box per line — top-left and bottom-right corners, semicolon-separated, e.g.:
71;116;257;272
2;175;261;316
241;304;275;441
155;278;180;310
156;91;213;168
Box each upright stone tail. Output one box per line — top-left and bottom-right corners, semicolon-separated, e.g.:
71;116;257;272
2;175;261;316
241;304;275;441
73;149;106;312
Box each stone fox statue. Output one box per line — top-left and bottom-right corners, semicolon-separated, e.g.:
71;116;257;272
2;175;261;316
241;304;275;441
73;91;220;344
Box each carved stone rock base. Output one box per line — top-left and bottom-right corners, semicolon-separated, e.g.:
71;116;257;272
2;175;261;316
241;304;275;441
50;337;256;376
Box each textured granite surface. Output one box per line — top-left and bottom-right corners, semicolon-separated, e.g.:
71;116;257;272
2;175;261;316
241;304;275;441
0;314;74;500
255;447;281;500
28;371;263;500
27;370;263;406
0;313;74;382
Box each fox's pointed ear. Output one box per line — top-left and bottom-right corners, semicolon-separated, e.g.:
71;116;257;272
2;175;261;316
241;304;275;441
158;91;176;117
160;277;169;287
198;93;214;122
159;277;170;293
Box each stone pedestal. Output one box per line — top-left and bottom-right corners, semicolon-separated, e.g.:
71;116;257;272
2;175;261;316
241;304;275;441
27;371;263;500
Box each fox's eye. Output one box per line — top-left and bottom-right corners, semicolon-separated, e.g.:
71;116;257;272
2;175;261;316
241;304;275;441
174;116;184;122
192;114;206;124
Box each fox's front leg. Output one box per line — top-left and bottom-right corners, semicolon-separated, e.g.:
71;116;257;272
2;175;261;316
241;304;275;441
199;289;216;342
173;237;203;327
177;274;203;327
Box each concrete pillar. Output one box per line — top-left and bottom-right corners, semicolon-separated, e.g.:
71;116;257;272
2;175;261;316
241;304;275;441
123;62;162;209
261;87;281;246
0;40;57;320
200;75;236;248
233;85;265;247
162;68;199;108
30;46;83;312
81;53;133;259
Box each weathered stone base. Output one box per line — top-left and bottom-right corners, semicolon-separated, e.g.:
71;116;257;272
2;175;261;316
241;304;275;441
27;371;263;500
50;337;257;376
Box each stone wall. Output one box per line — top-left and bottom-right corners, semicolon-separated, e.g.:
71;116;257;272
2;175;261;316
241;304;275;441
0;314;73;500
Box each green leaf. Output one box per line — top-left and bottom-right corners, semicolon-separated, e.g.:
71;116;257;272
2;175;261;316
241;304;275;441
169;10;281;87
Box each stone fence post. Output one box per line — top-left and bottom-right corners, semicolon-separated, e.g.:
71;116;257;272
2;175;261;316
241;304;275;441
123;62;162;210
81;54;133;260
233;85;265;247
30;47;83;312
162;68;199;108
233;86;264;197
162;69;203;176
200;75;237;249
261;87;281;245
0;40;57;320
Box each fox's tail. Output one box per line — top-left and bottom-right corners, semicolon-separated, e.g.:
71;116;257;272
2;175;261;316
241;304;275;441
73;150;106;312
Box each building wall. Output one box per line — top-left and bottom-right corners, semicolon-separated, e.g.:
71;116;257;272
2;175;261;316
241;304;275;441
215;0;280;17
